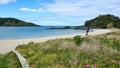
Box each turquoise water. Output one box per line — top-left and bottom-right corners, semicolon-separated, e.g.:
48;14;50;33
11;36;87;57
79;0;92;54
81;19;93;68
0;26;86;40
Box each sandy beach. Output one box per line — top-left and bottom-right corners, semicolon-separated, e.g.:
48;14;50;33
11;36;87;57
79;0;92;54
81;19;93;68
0;29;111;54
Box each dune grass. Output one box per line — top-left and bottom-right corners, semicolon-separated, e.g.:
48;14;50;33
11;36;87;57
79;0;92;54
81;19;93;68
0;52;22;68
15;30;120;68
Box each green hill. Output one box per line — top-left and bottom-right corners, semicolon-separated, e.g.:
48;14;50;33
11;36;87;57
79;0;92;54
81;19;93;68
85;14;120;28
0;17;38;26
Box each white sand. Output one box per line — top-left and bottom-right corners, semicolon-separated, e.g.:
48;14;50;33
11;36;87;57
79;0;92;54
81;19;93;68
0;29;111;54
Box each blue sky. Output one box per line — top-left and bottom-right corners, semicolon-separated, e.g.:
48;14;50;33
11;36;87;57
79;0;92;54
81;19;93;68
0;0;120;26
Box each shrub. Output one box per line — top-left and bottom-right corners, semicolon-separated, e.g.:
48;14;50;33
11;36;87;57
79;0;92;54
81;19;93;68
73;35;83;46
28;42;34;45
107;23;114;28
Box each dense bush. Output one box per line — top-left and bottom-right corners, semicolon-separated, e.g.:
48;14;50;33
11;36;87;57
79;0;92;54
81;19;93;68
73;35;83;46
85;14;120;28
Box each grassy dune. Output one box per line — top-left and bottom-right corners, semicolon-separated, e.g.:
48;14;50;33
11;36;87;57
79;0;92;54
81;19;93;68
0;52;22;68
15;29;120;68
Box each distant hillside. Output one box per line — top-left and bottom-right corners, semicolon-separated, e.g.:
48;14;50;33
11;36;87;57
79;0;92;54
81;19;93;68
85;14;120;28
0;18;38;26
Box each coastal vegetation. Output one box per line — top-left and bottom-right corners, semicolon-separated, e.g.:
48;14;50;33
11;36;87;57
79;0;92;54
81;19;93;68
11;29;120;68
85;14;120;28
0;17;38;26
0;52;22;68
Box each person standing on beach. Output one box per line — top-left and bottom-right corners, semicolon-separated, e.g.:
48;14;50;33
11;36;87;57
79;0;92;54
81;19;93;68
86;27;90;37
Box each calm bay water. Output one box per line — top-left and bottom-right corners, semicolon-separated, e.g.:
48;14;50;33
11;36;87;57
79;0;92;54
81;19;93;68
0;26;86;40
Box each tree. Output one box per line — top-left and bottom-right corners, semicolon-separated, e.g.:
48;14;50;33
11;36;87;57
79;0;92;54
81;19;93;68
84;14;120;28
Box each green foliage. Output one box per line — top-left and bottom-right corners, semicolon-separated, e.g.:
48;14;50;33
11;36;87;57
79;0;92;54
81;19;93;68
0;52;22;68
85;14;120;28
0;17;38;26
99;37;120;51
73;35;83;46
107;23;114;28
15;35;120;68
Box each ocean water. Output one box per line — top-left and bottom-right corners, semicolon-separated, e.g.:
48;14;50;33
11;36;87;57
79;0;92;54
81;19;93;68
0;26;86;40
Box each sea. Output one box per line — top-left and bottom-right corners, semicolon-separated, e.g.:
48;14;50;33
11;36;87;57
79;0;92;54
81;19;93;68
0;26;86;40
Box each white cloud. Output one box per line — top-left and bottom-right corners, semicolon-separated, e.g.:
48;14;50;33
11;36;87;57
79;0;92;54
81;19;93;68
20;0;120;17
20;0;120;25
0;0;16;4
20;8;45;12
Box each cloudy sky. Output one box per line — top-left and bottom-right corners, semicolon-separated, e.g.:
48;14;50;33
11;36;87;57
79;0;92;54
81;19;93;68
0;0;120;26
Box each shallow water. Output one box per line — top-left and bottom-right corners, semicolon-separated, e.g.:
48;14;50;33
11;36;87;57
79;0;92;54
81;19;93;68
0;26;85;40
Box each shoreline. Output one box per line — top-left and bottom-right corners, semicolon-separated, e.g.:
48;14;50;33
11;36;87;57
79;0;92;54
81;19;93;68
0;29;111;54
0;32;85;41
